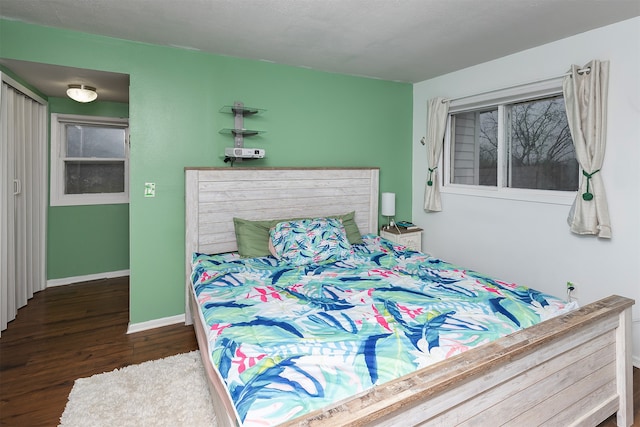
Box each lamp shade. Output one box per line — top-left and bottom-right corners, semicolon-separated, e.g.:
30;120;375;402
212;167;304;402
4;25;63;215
381;192;395;217
67;84;97;103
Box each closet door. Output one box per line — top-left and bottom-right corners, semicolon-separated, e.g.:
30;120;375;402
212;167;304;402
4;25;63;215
0;75;47;335
0;80;17;333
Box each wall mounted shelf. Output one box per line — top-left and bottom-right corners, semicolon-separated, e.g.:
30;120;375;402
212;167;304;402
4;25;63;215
219;128;265;137
219;105;266;116
220;101;266;164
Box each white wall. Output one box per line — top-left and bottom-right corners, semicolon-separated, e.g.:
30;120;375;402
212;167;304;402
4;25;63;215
412;17;640;365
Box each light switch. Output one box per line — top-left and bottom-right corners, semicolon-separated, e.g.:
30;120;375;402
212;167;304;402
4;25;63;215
144;182;156;197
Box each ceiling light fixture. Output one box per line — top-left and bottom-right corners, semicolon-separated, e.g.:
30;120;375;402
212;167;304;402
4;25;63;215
66;84;98;103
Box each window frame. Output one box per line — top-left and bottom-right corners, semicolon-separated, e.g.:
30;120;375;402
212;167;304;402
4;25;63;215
50;113;129;206
441;77;577;205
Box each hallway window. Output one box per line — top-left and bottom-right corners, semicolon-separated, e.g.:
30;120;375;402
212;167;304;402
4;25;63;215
50;114;129;206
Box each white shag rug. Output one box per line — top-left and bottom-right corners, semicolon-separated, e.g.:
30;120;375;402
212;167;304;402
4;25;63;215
59;351;217;427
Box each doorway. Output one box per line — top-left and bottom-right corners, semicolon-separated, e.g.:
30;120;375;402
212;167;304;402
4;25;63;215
0;58;130;333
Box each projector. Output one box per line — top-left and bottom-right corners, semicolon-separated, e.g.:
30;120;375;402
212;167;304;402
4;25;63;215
225;147;265;159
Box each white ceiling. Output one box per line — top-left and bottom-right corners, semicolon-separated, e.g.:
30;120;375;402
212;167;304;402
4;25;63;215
0;58;130;103
1;0;639;103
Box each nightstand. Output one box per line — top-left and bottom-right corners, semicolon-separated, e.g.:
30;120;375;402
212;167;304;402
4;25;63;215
380;227;423;252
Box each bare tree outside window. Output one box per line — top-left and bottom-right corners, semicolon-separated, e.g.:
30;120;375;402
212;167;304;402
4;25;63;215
450;95;578;191
478;110;498;186
508;96;577;191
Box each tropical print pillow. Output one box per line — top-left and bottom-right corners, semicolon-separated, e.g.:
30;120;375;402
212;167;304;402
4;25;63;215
269;217;353;266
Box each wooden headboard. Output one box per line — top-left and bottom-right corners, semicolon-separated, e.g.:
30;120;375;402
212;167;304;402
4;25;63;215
185;166;379;264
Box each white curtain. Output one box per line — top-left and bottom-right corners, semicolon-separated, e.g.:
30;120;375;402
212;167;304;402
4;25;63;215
1;77;48;335
423;97;449;212
562;60;611;238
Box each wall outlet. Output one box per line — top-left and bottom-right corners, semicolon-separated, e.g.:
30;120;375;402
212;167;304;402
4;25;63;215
566;281;577;302
144;182;156;197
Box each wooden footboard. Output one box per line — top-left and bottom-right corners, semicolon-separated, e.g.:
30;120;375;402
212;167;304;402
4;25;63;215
280;295;634;427
188;289;633;427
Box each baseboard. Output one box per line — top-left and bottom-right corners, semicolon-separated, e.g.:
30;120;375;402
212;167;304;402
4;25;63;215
47;269;130;287
127;314;185;334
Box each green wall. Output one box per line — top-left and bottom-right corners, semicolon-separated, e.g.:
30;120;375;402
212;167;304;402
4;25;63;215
47;97;130;279
1;19;413;324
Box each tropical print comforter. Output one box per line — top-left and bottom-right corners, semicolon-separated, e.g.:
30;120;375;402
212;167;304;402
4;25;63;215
190;235;576;426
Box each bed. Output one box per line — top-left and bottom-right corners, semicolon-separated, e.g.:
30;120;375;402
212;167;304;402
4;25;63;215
184;167;634;427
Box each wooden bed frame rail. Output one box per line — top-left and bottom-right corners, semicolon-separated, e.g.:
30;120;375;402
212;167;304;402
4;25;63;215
184;167;635;427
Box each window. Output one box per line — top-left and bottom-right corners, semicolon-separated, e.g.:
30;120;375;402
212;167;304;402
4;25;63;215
443;80;578;204
50;114;129;206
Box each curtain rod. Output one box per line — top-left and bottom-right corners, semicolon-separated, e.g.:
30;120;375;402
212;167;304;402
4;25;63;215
442;67;591;104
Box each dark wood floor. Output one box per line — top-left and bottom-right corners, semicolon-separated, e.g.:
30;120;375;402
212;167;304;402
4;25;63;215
0;277;637;426
0;277;197;426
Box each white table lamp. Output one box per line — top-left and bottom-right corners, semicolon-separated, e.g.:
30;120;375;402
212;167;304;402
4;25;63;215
381;192;396;228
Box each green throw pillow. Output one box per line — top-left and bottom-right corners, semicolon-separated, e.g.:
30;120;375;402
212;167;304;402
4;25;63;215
335;211;363;245
233;217;274;258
